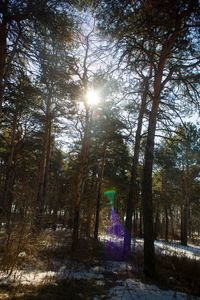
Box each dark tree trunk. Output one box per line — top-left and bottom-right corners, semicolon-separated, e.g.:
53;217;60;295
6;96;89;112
141;44;170;277
94;143;106;240
169;207;175;239
142;117;156;278
3;103;19;228
154;205;160;240
165;207;169;242
35;103;51;230
139;209;143;237
181;144;190;246
72;208;80;251
85;177;96;237
71;107;90;251
181;204;188;246
142;80;162;277
0;10;7;117
123;78;148;257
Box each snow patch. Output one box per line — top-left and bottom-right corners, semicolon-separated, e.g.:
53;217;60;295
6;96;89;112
57;263;104;281
108;278;199;300
0;271;56;286
100;234;200;260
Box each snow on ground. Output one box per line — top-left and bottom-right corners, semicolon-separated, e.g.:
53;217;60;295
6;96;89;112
2;261;199;299
0;270;56;286
137;238;200;260
155;240;200;259
0;258;199;299
57;262;104;281
99;234;200;260
103;278;199;300
1;233;200;299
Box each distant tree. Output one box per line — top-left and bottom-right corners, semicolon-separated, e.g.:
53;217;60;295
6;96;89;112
0;0;74;119
33;22;75;230
154;123;200;244
0;72;40;228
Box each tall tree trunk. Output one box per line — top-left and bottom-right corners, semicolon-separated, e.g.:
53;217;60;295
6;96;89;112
169;207;175;239
0;15;7;118
35;91;52;230
139;208;143;237
85;177;96;237
181;204;188;245
94;142;106;240
181;142;190;246
165;207;169;242
71;107;90;251
141;42;171;276
142;112;156;277
123;77;148;256
42;117;52;211
0;1;21;119
142;68;163;277
154;203;160;240
3;103;19;228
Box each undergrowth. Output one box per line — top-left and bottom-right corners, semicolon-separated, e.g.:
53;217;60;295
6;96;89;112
1;228;200;298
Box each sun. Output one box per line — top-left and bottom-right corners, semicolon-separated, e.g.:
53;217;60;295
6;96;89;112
86;88;99;106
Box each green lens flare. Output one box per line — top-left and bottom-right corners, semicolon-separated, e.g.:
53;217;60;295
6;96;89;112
104;189;117;206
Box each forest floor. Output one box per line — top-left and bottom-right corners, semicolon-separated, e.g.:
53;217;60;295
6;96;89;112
0;228;200;299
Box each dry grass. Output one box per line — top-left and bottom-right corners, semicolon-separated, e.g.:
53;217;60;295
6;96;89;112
1;227;200;298
155;253;200;296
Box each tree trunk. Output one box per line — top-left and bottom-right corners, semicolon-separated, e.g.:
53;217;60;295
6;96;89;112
142;87;161;277
169;207;175;239
123;77;148;257
0;10;7;117
71;107;90;251
181;204;188;246
94;143;106;240
181;142;190;246
3;103;19;228
165;207;169;242
141;46;169;277
139;208;143;237
142;117;156;277
154;204;160;240
35;91;52;230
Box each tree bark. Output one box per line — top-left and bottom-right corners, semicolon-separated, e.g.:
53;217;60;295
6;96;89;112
35;89;52;230
3;102;19;228
142;112;157;277
141;33;175;275
94;142;106;240
71;107;90;251
181;140;190;246
123;77;148;257
165;207;169;242
0;12;7;117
